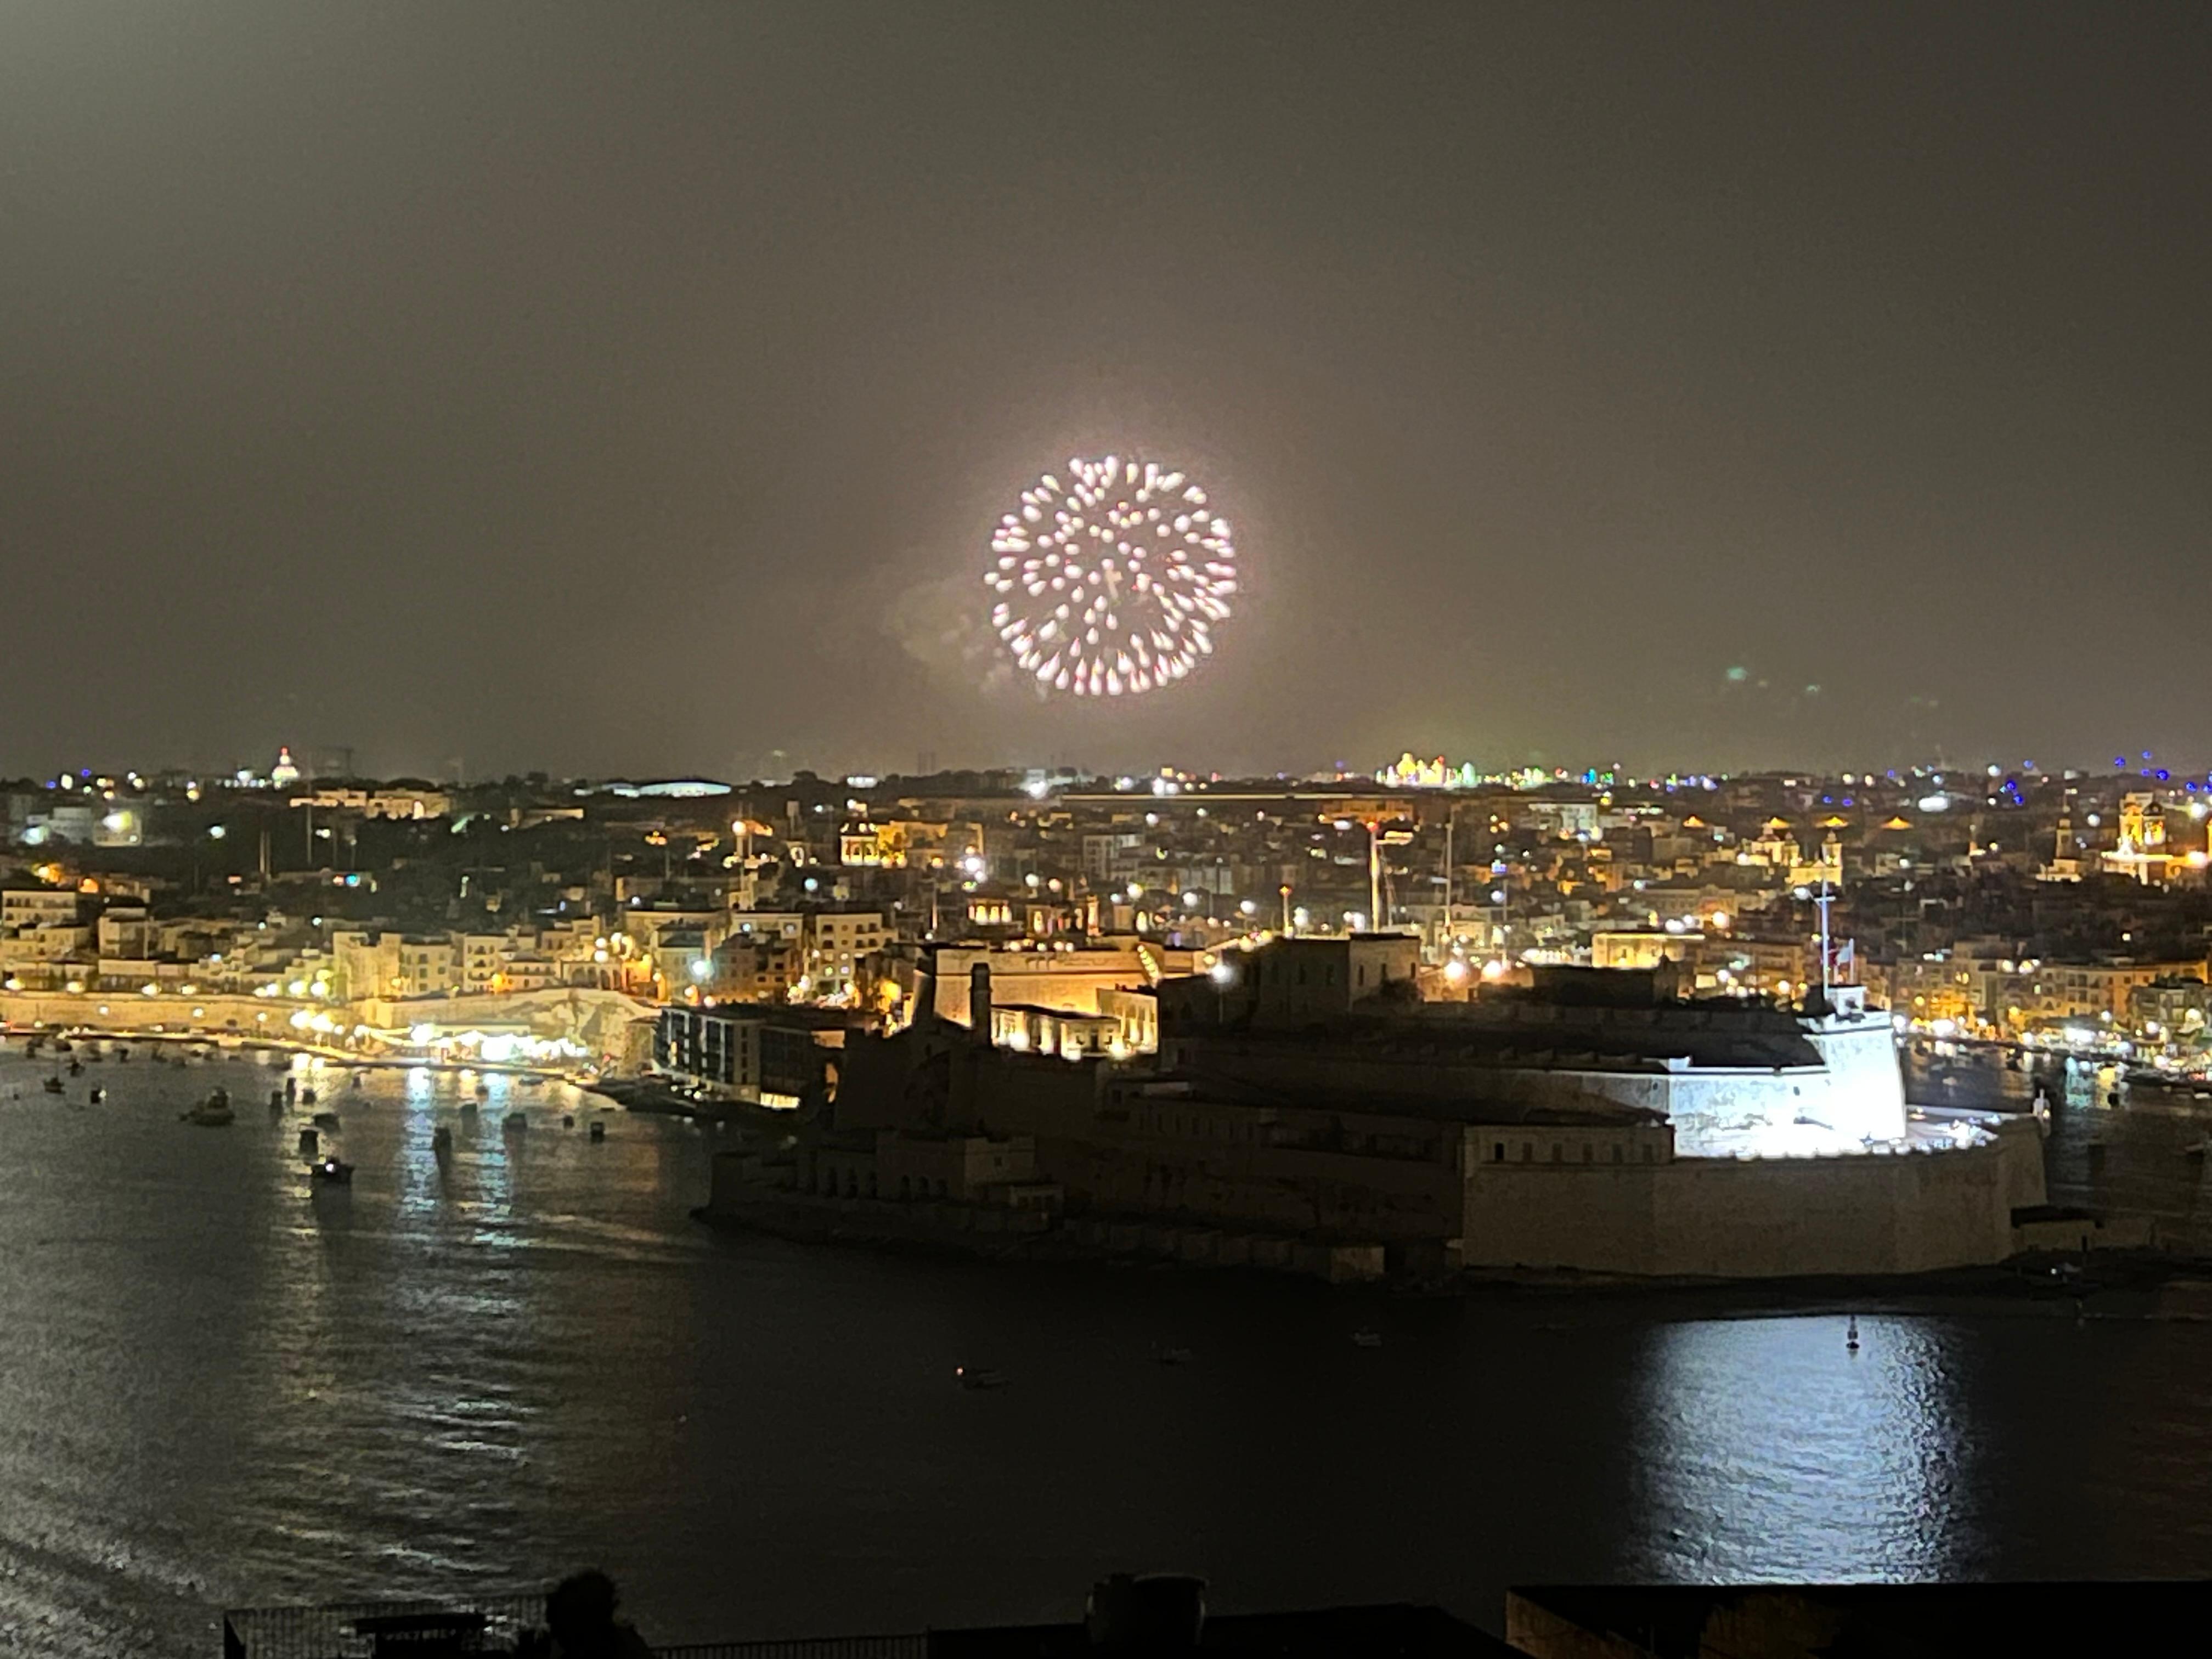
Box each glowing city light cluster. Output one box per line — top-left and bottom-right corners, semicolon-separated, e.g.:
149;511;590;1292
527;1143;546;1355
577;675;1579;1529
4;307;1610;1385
986;456;1237;696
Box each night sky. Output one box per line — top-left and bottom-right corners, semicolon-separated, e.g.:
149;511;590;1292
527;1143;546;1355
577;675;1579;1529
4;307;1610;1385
4;4;2205;781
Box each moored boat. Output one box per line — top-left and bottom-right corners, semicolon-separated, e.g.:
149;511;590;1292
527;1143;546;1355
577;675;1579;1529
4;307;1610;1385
184;1089;234;1126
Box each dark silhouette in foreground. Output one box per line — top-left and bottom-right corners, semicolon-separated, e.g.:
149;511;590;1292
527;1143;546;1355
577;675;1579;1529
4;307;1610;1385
518;1571;654;1659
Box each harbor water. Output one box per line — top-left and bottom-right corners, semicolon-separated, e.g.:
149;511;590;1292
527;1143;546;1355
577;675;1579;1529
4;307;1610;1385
3;1041;2212;1653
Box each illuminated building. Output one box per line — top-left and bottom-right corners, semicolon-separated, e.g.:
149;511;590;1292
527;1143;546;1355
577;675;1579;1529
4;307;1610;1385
2040;795;2085;881
2101;791;2172;884
1376;752;1480;789
741;949;2040;1283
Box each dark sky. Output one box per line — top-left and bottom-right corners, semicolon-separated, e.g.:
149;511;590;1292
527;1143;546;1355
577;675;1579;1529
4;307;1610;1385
4;4;2206;782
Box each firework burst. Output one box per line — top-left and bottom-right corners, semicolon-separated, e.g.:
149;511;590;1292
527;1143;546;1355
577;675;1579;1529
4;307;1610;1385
985;455;1237;697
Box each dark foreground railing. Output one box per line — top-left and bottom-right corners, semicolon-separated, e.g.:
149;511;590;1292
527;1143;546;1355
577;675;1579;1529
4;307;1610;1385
224;1596;546;1657
659;1641;926;1659
223;1600;924;1659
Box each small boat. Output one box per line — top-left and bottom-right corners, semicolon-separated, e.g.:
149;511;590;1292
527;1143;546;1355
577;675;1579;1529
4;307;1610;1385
184;1090;234;1126
312;1110;341;1130
955;1366;1008;1390
1846;1316;1861;1352
431;1125;454;1155
309;1156;353;1185
1350;1330;1384;1349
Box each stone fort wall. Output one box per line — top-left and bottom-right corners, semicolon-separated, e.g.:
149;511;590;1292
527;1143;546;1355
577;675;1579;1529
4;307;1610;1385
1459;1121;2044;1278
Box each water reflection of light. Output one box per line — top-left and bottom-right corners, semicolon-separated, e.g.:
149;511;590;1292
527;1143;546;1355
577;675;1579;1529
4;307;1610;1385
1629;1316;1972;1581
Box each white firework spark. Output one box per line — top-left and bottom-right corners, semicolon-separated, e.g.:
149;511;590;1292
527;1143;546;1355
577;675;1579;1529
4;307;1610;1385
985;455;1238;697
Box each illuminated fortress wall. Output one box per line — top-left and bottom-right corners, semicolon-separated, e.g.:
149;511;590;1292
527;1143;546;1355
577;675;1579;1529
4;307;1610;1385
1460;1120;2045;1278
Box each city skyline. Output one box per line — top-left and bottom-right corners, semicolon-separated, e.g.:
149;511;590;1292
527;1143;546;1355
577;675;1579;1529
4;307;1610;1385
5;5;2208;780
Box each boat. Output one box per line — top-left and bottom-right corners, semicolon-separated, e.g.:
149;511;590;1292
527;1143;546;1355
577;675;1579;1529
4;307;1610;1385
1847;1316;1861;1352
308;1156;353;1185
184;1090;235;1127
1350;1330;1384;1349
312;1110;341;1130
955;1366;1008;1390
